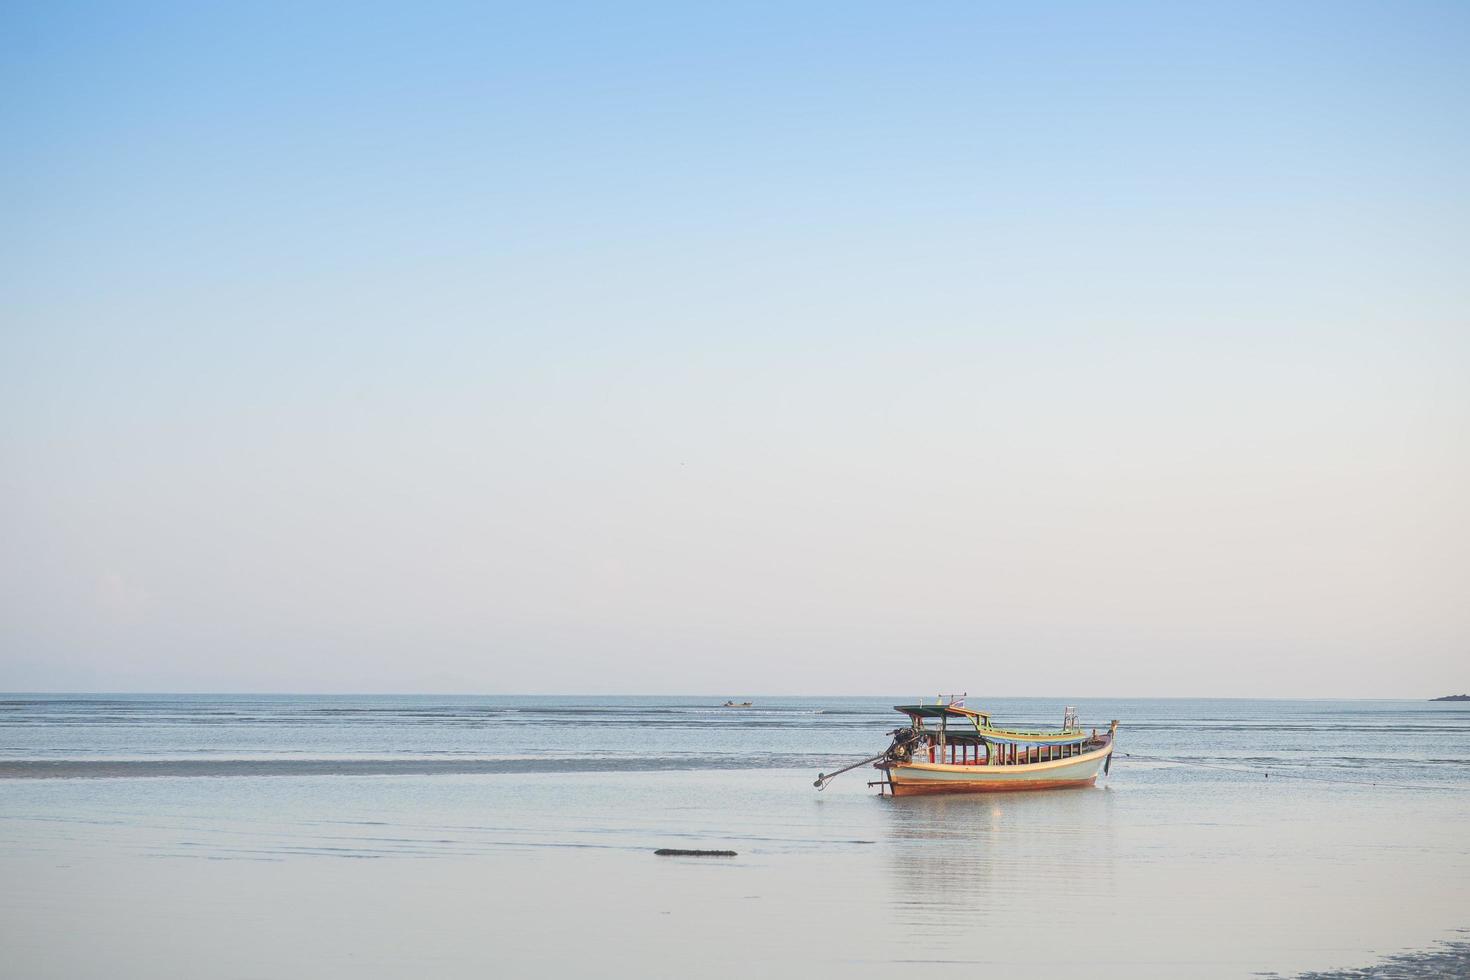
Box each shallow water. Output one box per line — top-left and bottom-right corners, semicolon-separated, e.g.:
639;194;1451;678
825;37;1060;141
2;695;1467;978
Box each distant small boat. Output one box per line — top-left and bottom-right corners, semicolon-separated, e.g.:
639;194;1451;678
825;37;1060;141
721;700;754;708
815;697;1118;796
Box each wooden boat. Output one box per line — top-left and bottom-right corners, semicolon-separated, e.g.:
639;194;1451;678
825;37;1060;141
815;698;1118;796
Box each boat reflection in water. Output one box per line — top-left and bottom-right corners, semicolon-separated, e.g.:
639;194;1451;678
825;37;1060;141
877;787;1122;961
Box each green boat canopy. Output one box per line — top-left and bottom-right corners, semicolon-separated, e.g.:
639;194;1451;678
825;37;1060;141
893;704;990;721
894;703;1091;745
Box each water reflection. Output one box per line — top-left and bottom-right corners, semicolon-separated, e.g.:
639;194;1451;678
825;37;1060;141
879;787;1120;956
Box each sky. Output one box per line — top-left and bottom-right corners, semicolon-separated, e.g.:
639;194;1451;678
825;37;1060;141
2;1;1467;696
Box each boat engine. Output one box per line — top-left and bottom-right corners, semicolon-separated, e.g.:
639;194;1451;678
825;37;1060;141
884;726;923;764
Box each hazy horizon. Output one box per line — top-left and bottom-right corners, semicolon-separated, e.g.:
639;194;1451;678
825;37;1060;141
1;690;1463;701
5;3;1467;698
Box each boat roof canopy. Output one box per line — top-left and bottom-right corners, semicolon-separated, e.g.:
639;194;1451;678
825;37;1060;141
894;704;990;722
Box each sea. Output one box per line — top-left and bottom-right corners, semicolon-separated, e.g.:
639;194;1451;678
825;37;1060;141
2;695;1467;979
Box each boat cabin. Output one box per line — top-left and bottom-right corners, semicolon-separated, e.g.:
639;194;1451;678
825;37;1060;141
893;703;1094;767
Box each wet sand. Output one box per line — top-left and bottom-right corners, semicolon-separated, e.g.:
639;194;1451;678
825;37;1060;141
3;768;1468;979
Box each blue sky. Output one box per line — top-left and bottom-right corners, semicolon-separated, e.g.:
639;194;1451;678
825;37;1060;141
3;2;1467;694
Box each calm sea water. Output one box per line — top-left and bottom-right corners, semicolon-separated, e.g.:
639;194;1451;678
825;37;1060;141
2;695;1467;978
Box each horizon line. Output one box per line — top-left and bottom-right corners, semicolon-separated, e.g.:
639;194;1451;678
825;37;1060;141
0;690;1458;702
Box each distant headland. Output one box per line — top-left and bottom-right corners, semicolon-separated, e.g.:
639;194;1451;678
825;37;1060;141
1429;693;1469;701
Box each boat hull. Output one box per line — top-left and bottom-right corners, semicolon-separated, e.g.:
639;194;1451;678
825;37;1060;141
883;743;1112;796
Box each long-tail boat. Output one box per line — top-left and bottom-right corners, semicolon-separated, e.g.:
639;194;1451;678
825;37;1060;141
814;697;1119;796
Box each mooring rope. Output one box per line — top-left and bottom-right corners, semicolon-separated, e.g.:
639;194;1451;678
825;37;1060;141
1120;753;1470;792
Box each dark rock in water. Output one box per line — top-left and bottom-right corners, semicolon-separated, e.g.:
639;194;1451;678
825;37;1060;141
1429;694;1470;701
653;848;737;857
1277;938;1470;978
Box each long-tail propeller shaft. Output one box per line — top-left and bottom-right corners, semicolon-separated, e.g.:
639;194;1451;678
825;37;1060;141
813;728;922;791
813;752;888;790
